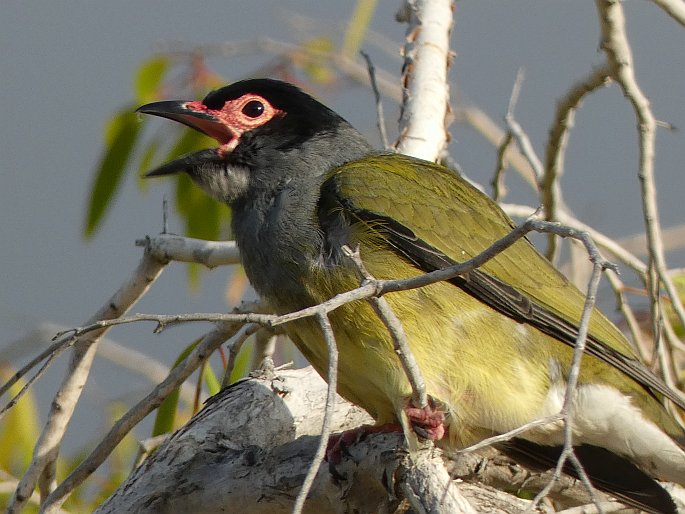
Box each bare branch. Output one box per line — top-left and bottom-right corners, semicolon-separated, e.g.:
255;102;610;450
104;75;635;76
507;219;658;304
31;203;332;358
650;0;685;28
7;252;167;513
395;0;454;160
492;131;513;201
292;313;338;514
135;234;240;268
40;322;257;513
360;50;390;149
459;106;539;190
596;0;685;370
501;203;647;275
504;70;544;184
342;245;428;411
529;239;607;512
541;64;612;261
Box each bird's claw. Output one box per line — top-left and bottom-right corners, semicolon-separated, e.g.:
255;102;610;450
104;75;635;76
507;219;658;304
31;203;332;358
404;397;447;441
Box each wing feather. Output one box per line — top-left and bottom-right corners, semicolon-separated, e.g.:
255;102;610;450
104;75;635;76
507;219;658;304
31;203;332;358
323;153;685;412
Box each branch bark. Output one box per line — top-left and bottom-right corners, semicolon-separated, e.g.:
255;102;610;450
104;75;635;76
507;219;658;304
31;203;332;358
395;0;454;160
94;367;641;514
93;368;520;514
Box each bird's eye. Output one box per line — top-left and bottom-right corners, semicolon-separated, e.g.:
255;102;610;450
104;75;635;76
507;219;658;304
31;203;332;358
241;100;265;118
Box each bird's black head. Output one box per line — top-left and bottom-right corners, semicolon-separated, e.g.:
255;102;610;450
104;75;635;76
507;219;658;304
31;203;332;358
137;78;373;204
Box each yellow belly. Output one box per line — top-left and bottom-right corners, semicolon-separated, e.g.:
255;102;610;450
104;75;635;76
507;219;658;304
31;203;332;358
281;247;554;448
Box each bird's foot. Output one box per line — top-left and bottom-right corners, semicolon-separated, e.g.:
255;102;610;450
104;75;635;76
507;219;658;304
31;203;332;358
404;397;447;441
326;423;402;466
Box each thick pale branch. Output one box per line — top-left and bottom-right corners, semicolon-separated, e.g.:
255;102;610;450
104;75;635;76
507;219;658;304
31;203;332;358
395;0;454;160
93;368;523;514
93;368;638;513
135;234;240;268
40;322;257;513
651;0;685;27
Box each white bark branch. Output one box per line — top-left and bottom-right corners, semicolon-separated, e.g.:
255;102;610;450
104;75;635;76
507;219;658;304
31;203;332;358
395;0;454;161
92;368;514;514
93;367;643;514
596;0;685;376
650;0;685;28
135;234;240;268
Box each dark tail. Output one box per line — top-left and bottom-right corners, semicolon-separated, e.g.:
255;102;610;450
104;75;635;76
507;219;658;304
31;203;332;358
500;439;677;514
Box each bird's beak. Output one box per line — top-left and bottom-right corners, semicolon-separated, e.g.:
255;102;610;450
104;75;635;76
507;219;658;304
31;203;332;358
136;100;233;177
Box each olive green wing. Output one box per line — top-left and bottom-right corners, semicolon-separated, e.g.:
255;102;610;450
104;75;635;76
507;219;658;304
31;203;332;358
323;153;685;411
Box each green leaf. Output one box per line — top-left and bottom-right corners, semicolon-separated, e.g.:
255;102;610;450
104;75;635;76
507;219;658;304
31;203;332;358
203;364;221;396
227;338;254;384
136;137;161;191
301;37;335;85
0;370;39;474
665;274;685;338
152;339;201;436
341;0;377;58
151;384;181;437
134;56;169;104
163;128;230;284
84;107;141;238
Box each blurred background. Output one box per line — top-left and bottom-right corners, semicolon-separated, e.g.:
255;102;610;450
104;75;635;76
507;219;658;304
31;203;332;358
1;0;684;507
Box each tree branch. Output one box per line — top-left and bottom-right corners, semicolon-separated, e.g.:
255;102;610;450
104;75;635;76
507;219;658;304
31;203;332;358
395;0;454;160
596;0;685;379
7;252;167;513
40;322;257;513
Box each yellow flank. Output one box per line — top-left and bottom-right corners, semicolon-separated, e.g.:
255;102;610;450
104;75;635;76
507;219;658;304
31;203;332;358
287;241;554;448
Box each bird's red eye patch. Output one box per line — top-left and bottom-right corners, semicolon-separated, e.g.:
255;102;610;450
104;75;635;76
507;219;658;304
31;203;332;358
219;94;282;131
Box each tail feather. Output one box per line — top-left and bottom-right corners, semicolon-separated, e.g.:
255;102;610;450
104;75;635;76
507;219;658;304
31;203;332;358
500;439;677;514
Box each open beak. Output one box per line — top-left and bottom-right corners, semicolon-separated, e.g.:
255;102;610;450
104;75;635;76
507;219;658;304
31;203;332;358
136;100;233;177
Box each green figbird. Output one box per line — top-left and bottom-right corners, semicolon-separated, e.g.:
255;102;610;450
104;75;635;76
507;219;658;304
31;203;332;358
138;79;685;513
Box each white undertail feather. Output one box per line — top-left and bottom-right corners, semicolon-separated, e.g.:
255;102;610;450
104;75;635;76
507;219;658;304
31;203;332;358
534;381;685;484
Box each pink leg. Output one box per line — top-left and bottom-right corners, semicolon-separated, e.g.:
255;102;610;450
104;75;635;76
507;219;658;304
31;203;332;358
404;397;447;441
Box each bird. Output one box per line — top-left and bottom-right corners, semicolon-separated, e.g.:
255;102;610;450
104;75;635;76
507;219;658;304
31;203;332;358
138;78;685;513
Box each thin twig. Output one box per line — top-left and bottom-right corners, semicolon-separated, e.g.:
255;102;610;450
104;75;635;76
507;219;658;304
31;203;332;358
342;245;428;410
41;218;620;354
458;413;564;454
528;248;607;513
501;203;647;275
504;70;544;184
596;0;685;382
542;64;612;262
360;50;390;149
605;271;650;362
492;131;513;201
0;344;62;419
0;328;83;400
292;312;338;514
